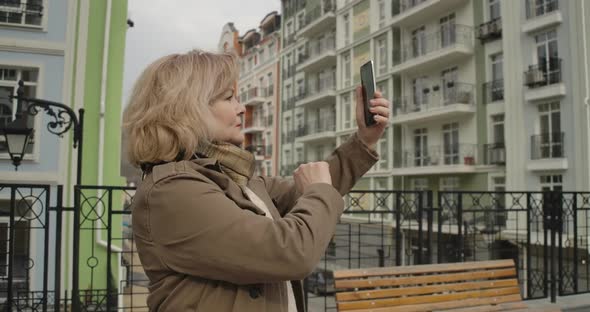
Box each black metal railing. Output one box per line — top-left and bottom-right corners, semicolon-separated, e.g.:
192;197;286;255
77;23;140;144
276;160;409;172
245;145;265;157
396;144;478;168
531;132;565;160
301;117;336;137
393;82;474;115
477;18;502;43
398;0;428;13
526;0;559;19
483;142;506;165
483;79;504;104
1;183;590;311
302;0;335;29
399;25;473;63
524;58;562;88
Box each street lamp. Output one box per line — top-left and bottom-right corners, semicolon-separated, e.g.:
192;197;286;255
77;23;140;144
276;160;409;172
0;116;33;171
2;80;84;184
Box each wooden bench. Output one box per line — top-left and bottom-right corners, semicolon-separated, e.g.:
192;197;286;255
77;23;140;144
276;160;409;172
333;259;561;312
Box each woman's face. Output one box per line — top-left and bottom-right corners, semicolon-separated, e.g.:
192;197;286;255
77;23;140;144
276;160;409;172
210;88;245;146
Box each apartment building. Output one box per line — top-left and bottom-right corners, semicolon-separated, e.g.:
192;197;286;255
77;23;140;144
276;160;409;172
279;0;338;176
331;0;590;196
219;13;282;176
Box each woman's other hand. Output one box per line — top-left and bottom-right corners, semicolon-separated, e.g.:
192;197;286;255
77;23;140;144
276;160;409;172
355;86;390;150
293;162;332;194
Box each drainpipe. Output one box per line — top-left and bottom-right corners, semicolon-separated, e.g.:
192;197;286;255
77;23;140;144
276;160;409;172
581;0;590;256
96;0;121;253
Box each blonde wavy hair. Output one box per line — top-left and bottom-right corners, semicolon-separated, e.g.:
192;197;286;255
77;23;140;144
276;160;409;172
123;49;239;167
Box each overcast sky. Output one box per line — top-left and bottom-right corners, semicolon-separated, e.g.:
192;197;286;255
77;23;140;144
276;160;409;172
122;0;281;105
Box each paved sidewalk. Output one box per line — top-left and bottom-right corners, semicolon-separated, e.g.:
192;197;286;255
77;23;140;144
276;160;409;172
526;294;590;312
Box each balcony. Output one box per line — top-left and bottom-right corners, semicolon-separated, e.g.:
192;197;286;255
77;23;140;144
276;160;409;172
392;82;475;125
242;117;266;134
264;115;273;126
477;18;502;44
522;0;561;33
281;131;296;143
282;66;295;79
296;117;336;143
392;25;473;75
282;98;295;111
483;80;504;104
483;143;506;166
298;0;336;38
297;37;336;72
296;77;336;108
393;144;478;176
245;145;266;160
391;0;468;28
523;58;565;102
528;132;567;171
283;34;297;47
241;87;265;106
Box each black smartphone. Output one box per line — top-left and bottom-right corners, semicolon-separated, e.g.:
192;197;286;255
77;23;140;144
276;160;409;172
360;60;377;127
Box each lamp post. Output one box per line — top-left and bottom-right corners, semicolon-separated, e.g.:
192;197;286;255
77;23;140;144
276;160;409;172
2;80;84;184
3;79;85;310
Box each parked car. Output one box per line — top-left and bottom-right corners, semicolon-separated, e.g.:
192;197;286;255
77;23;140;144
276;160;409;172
305;269;335;295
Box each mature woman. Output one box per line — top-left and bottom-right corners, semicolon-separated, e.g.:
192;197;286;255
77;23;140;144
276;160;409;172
123;50;390;312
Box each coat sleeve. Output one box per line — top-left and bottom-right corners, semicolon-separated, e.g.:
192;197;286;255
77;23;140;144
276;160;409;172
261;132;379;216
147;174;344;285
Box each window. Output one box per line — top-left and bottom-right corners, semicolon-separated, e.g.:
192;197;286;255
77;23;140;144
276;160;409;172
268;42;275;57
342;93;351;129
378;0;386;25
297;12;305;30
259;48;265;64
535;29;559;84
440;13;456;48
296;79;305;98
342;52;351;87
376;37;387;75
377;81;387;98
441;67;458;105
411;26;426;57
0;66;38;155
490;53;504;101
378;136;388;170
343;13;350;45
540;174;562;191
489;0;501;20
0;0;43;27
491;114;505;144
442;123;459;165
413;128;428;166
491;176;506;227
412;76;428;111
538;102;562;158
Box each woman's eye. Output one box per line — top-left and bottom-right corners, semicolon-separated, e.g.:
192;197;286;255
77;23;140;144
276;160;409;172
226;94;234;100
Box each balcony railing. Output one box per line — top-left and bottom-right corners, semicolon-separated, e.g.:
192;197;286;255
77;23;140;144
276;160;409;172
477;18;502;43
531;132;564;160
394;82;474;115
526;0;559;19
302;0;335;28
282;98;295;111
483;79;504;104
245;145;266;157
398;144;477;168
298;37;336;65
398;0;428;13
300;117;336;137
398;25;473;64
483;143;506;165
283;34;296;47
524;58;562;88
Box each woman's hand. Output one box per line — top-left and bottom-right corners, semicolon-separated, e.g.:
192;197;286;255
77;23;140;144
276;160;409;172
293;162;332;194
355;86;390;150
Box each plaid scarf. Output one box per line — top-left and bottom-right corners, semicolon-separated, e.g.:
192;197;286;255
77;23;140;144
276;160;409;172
196;141;255;186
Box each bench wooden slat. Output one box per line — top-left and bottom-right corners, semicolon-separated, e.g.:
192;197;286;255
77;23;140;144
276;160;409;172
335;268;517;290
343;294;523;312
336;279;518;302
338;286;521;311
431;302;529;312
334;260;515;279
